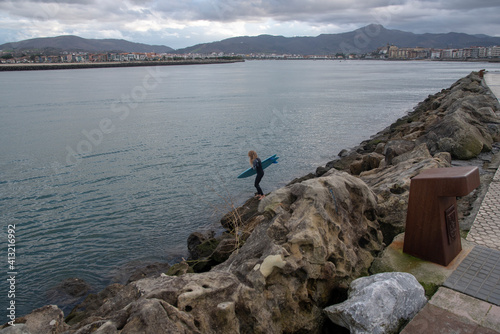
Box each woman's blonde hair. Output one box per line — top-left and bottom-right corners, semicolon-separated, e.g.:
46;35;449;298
248;150;258;165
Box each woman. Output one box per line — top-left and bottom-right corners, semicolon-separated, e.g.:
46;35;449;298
248;150;265;200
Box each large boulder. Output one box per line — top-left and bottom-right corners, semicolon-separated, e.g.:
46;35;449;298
127;262;171;283
46;278;92;313
128;272;251;334
426;107;494;159
214;169;384;333
416;75;500;160
324;272;427;334
63;170;384;334
391;143;432;165
349;152;385;175
384;140;416;165
0;305;69;334
65;283;141;327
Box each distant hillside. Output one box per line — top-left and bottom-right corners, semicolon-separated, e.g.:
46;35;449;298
3;25;500;56
0;35;174;53
175;24;500;55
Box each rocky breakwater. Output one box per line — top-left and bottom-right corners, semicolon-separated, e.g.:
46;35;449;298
7;171;383;334
3;71;500;334
323;70;500;245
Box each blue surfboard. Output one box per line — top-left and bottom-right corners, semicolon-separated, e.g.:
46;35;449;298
237;154;279;179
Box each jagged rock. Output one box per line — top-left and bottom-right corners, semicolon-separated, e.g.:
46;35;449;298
365;152;385;168
214;170;384;333
2;305;70;334
220;197;261;231
324;272;427;334
193;238;219;259
239;214;267;240
433;151;452;164
187;230;246;273
287;172;316;185
375;142;385;154
65;283;140;327
55;278;90;298
315;165;330;176
127;262;171;283
45;278;91;312
431;108;491;159
391;143;432;165
349;152;385;175
130;272;253;333
165;261;194;276
416;76;500;159
187;231;215;260
326;152;363;173
61;170;384;334
338;149;349;157
384;140;416;165
349;158;365;175
0;324;30;334
211;238;239;263
68;271;261;333
257;186;294;213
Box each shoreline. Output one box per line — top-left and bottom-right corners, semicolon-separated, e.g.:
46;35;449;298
0;58;244;71
2;58;498;72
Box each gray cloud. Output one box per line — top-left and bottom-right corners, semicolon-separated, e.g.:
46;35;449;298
148;0;390;22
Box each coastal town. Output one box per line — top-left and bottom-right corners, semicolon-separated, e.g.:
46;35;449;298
0;51;241;64
375;44;500;60
1;44;500;64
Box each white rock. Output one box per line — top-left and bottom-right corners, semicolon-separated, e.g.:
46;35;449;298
324;272;427;334
259;254;286;278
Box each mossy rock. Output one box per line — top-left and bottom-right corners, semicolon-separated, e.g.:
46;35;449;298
370;234;474;300
194;238;220;258
165;262;194;276
419;281;439;298
452;136;484;159
65;310;87;326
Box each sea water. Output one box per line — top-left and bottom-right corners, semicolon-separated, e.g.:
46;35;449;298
2;60;500;316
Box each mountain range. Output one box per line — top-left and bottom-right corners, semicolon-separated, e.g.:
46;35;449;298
0;35;174;54
176;24;500;55
2;24;500;55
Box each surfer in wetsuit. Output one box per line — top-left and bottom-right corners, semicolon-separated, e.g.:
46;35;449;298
248;150;265;200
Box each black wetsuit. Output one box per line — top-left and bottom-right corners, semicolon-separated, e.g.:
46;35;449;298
253;158;264;196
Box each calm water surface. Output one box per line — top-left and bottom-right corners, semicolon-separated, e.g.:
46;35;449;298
2;60;500;316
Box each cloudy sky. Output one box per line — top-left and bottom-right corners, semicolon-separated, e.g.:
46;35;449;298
0;0;499;49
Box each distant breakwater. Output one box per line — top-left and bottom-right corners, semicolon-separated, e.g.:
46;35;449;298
0;59;244;71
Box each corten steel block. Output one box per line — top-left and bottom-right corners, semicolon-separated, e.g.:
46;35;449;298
403;166;480;266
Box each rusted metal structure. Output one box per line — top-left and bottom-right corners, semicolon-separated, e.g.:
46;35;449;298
404;167;480;266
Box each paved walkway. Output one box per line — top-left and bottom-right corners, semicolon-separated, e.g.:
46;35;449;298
402;72;500;333
484;71;500;104
444;245;500;306
467;168;500;251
